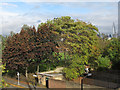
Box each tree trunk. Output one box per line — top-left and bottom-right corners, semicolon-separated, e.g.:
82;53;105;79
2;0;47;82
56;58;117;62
48;65;50;71
37;65;39;74
25;67;28;78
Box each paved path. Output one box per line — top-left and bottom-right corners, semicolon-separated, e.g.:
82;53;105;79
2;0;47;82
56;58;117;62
3;76;46;89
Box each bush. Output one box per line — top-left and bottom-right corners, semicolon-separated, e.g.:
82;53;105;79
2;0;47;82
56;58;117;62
0;60;9;88
63;55;85;80
97;56;111;71
103;38;120;69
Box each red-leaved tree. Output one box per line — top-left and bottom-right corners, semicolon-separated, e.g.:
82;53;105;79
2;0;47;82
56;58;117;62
3;27;36;77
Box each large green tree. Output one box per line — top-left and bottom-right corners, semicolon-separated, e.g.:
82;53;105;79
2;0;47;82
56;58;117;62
46;16;101;80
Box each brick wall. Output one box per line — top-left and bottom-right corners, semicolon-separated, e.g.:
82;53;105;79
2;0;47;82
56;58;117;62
73;77;83;84
66;81;81;88
48;79;66;88
48;79;81;88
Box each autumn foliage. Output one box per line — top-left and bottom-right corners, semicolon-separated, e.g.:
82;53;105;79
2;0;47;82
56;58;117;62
35;23;58;62
2;23;58;73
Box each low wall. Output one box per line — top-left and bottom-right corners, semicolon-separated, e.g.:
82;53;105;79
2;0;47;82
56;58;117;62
48;79;81;88
48;78;120;89
48;79;66;88
73;77;83;84
66;81;81;88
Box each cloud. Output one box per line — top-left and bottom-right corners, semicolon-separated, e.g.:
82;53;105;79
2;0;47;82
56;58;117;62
1;11;18;16
2;12;116;35
37;20;41;23
0;11;19;35
66;2;118;34
1;15;38;35
0;3;18;7
71;12;117;34
0;11;18;34
1;11;51;35
0;2;118;35
1;0;119;2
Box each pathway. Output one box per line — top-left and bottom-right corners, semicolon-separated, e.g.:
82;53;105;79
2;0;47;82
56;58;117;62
3;76;46;89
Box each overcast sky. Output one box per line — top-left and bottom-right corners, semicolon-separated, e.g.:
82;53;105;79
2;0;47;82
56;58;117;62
0;1;118;35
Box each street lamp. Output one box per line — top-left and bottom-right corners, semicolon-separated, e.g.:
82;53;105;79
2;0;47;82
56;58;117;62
17;72;20;85
81;73;92;90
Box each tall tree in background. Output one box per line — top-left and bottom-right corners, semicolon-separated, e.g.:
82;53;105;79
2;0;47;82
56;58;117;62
0;35;8;50
103;37;120;69
22;24;31;31
10;31;15;37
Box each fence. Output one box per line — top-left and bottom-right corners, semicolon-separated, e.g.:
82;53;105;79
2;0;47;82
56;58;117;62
91;70;120;84
48;74;120;90
83;78;119;89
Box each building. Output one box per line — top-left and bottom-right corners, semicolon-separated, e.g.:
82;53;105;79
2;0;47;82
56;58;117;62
118;1;120;36
112;22;117;38
33;67;64;86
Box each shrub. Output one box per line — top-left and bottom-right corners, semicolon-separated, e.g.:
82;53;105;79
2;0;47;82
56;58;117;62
97;56;111;71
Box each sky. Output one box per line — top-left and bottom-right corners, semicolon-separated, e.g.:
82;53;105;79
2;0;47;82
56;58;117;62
0;1;118;35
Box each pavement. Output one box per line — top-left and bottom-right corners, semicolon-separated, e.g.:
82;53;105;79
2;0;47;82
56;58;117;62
3;76;46;89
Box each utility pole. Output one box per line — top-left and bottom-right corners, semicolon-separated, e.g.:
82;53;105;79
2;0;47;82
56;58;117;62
81;73;92;90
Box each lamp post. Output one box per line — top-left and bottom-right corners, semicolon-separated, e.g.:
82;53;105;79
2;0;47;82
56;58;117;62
17;72;20;85
81;73;92;90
